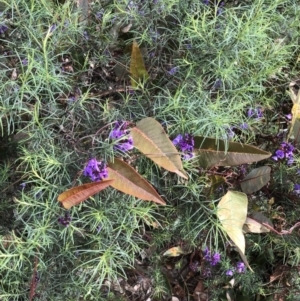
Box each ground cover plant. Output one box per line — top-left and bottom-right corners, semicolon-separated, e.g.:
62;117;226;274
1;0;300;300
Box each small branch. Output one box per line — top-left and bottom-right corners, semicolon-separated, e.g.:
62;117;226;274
262;221;300;235
29;254;39;301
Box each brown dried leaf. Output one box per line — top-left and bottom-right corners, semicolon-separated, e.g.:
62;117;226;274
57;180;114;209
107;158;166;205
130;117;188;179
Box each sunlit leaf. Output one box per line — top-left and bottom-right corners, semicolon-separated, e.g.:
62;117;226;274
130;117;188;179
57;180;114;209
288;82;300;143
130;40;149;87
163;246;186;257
243;217;270;233
240;166;271;194
194;136;271;168
107;158;166;205
217;191;248;254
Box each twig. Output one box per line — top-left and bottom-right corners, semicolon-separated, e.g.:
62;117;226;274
262;222;300;235
29;254;39;301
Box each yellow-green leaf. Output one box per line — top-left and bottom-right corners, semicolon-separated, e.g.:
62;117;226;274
163;246;186;257
243;217;270;233
107;158;166;205
130;40;149;87
217;191;248;254
287;83;300;143
207;175;225;195
130;117;188;179
57;180;114;209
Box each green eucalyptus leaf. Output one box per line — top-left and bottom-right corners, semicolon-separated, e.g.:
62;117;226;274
240;166;271;194
194;136;271;168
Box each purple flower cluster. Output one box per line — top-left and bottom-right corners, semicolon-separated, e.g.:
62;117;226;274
109;121;134;152
172;134;194;159
58;212;72;227
272;142;295;165
247;107;263;119
225;262;246;276
203;247;221;266
83;158;108;182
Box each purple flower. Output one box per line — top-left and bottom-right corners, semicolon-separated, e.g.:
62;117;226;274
202;267;212;277
96;224;102;233
203;248;221;266
114;138;133;152
58;212;72;227
285;114;292;120
236;262;246;273
247;107;263;119
168;66;179;76
211;252;221;266
240;122;249;130
226;269;234;276
0;24;8;34
272;142;295;163
213;79;223;89
256;108;263;118
96;9;104;20
21;58;28;66
275;149;285;159
83;159;108;182
49;24;57;33
83;30;89;40
172;133;194;159
20;183;26;189
294;184;300;195
203;247;211;261
225;127;235;138
281;142;294;157
189;261;200;272
109;121;134;153
287;157;294;165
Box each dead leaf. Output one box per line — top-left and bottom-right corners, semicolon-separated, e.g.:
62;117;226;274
11;68;18;80
240;166;271;194
57;180;114;209
243;217;270;233
217;191;248;254
130;117;188;179
288;82;300;143
163;246;186;257
107;158;166;205
130;40;149;87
